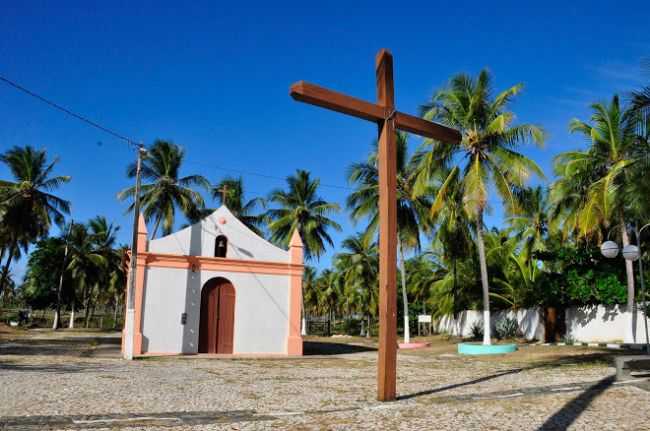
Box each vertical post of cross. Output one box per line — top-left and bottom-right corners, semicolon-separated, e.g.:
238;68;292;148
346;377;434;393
375;49;398;402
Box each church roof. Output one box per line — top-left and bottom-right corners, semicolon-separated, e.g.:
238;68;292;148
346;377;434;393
147;205;297;263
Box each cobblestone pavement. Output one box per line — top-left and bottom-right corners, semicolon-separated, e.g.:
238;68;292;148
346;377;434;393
1;333;649;430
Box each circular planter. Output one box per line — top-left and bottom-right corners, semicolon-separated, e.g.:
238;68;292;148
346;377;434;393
398;342;431;350
457;343;517;355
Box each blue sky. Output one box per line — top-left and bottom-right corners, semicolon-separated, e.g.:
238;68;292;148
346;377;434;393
1;1;649;278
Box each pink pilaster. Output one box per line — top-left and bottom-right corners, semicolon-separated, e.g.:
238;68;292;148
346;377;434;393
121;214;148;356
132;214;148;355
287;229;304;355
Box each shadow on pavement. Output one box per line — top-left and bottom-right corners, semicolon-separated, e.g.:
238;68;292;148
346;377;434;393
0;336;121;358
397;368;524;400
537;375;615;431
0;361;123;373
303;341;376;356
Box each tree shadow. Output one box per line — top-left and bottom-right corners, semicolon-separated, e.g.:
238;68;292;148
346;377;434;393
537;375;615;430
397;349;626;401
0;338;120;357
397;368;524;400
528;352;615;369
0;361;122;373
303;341;376;356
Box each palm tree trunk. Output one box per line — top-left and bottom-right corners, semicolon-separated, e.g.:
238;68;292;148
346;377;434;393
301;274;308;336
113;294;120;330
69;300;75;329
0;246;6;269
86;303;95;328
53;259;66;330
620;216;636;343
327;307;332;336
398;241;410;344
52;309;60;330
151;216;162;240
54;223;72;330
0;241;17;305
366;315;371;338
476;213;492;345
84;293;93;328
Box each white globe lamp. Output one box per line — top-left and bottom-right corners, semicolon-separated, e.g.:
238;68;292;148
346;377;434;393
622;244;640;261
600;241;620;259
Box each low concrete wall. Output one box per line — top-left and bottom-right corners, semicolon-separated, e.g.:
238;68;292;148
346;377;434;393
435;304;650;343
434;308;544;341
566;304;649;343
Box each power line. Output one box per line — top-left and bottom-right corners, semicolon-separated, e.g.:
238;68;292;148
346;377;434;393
185;159;355;191
0;74;353;192
0;75;138;147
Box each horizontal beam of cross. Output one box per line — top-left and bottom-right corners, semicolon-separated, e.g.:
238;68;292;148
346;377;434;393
289;81;461;143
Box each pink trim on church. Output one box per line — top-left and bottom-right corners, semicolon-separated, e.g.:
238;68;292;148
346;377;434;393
287;229;304;355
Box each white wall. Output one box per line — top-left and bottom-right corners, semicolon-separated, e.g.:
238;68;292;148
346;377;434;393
434;308;544;341
566;304;649;343
141;266;291;354
434;304;650;343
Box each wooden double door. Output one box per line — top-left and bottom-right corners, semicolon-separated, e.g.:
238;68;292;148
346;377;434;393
199;278;235;354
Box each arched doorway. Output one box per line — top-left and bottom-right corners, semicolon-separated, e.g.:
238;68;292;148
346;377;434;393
198;278;235;354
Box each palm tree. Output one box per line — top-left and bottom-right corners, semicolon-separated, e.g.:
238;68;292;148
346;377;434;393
347;132;432;343
117;140;210;238
316;268;342;336
404;254;437;315
626;111;650;225
85;216;123;328
549;151;597;239
0;146;70;301
417;70;544;344
424;246;480;319
212;177;265;236
66;223;107;328
508;186;549;258
335;232;379;337
265;170;341;260
483;229;538;310
631;68;650;117
424;165;476;298
301;266;318;334
551;96;640;334
21;236;67;310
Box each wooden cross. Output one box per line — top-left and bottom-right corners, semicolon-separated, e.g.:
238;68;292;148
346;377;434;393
217;184;229;205
290;49;460;401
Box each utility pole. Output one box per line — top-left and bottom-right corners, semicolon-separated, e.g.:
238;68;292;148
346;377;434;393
53;220;73;330
123;143;147;360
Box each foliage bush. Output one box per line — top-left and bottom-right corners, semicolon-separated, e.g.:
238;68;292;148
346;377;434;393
495;317;519;339
469;321;483;340
561;335;576;345
336;318;361;335
566;269;627;305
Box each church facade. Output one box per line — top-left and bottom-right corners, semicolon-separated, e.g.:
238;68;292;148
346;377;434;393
121;206;304;356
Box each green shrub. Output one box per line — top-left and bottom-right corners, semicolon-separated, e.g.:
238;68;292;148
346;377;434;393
561;335;576;344
495;317;519;340
338;318;361;335
469;321;483;340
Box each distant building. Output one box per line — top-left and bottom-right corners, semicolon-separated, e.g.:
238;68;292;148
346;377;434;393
121;206;303;356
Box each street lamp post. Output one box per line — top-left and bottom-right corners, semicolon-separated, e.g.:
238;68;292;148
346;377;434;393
634;224;650;356
600;225;650;355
